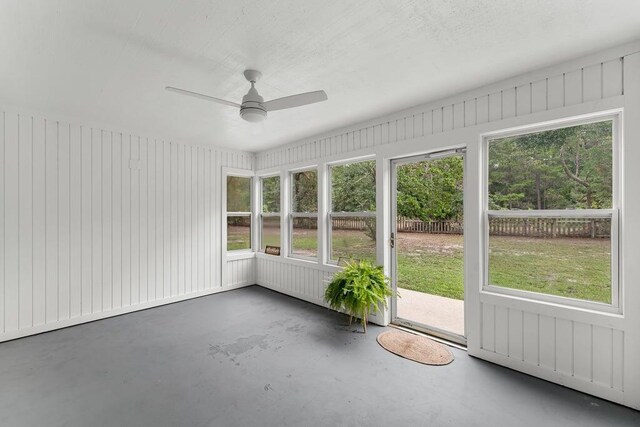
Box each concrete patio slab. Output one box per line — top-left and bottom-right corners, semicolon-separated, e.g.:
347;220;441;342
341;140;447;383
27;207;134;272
397;288;465;337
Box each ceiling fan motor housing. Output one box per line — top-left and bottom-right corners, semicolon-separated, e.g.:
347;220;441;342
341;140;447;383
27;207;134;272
239;85;267;122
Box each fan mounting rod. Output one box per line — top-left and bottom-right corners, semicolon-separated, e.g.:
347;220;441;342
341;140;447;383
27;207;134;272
243;69;262;83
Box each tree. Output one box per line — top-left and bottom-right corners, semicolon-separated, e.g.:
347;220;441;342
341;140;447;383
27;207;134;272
559;122;612;208
488;121;612;210
331;161;376;239
330;157;465;238
396;156;464;221
261;176;280;212
292;170;318;212
227;176;251;212
331;161;376;212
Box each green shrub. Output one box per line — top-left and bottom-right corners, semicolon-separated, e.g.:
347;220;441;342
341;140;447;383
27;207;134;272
324;260;395;333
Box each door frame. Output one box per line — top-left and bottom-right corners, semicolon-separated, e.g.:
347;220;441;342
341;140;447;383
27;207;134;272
389;148;467;345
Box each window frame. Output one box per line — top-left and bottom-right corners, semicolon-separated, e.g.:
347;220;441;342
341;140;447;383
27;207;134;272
327;158;377;264
224;169;254;254
288;167;319;261
259;173;281;254
481;112;621;313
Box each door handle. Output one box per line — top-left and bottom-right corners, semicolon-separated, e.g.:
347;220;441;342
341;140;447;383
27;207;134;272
390;232;395;249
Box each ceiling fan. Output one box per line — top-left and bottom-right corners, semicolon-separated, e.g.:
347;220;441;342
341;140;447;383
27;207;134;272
166;69;328;123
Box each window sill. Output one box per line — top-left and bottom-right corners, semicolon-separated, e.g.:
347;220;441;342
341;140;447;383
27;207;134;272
480;286;623;321
226;251;256;261
286;254;319;264
256;253;342;273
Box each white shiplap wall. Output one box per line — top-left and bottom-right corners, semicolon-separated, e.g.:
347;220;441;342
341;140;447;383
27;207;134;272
257;58;623;170
480;300;624;395
0;109;255;342
226;257;256;288
254;43;640;409
257;256;332;307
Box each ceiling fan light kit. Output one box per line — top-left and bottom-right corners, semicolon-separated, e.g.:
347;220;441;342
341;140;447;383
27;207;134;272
166;69;327;123
239;106;267;122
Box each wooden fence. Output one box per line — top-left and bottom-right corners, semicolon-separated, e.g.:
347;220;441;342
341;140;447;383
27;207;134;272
488;217;610;238
330;217;462;234
331;216;610;238
396;218;463;234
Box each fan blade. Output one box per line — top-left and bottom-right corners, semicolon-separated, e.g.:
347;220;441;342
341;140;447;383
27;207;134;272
165;86;241;108
264;90;327;111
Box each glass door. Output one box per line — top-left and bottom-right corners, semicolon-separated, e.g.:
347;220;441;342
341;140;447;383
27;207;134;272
390;149;466;344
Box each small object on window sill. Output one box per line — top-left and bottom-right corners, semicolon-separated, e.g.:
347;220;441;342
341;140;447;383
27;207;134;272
265;245;281;256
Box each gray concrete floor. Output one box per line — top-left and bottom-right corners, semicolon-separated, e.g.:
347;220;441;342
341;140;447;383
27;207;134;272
0;286;637;427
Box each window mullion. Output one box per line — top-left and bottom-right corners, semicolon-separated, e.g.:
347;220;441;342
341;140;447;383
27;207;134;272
487;209;614;218
290;212;318;218
329;211;377;218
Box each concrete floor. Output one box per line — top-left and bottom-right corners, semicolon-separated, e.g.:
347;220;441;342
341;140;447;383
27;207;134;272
0;286;637;427
397;288;465;336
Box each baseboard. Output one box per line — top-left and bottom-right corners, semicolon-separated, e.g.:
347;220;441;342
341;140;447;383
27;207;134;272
256;281;387;326
470;347;636;409
0;281;252;344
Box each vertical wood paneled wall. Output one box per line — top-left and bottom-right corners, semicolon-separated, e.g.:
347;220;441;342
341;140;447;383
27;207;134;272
226;257;256;288
256;58;623;169
0;110;254;342
254;47;639;409
257;256;331;307
480;302;624;394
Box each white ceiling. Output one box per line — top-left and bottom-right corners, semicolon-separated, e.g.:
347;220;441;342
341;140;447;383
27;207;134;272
1;1;640;152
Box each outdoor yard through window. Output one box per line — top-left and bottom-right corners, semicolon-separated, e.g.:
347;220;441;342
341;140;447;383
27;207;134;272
329;160;376;263
393;152;465;337
260;175;281;251
486;119;616;305
290;169;318;258
227;175;252;251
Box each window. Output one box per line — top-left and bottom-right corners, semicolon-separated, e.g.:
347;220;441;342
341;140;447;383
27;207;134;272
226;175;252;251
329;159;377;263
485;117;617;308
290;169;318;259
260;175;281;252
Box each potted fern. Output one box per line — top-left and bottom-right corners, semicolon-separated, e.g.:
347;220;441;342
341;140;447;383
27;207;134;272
324;259;395;333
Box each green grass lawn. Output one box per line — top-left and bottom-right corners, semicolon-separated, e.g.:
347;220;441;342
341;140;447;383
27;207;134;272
489;236;611;304
261;226;281;249
228;226;612;304
290;227;318;257
397;234;610;303
331;230;376;263
227;225;251;251
397;251;464;299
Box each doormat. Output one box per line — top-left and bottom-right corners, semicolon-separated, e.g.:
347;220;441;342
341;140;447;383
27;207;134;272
377;330;454;365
